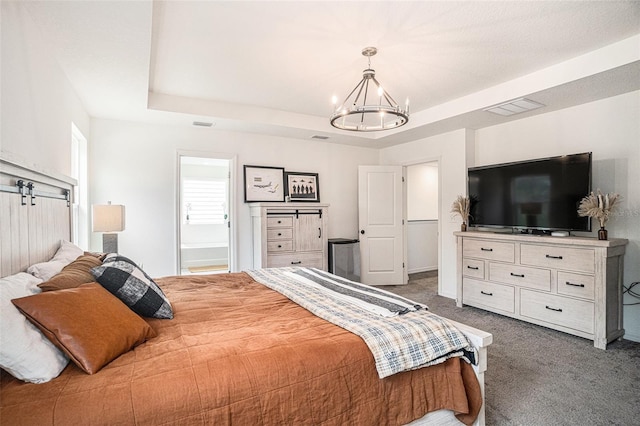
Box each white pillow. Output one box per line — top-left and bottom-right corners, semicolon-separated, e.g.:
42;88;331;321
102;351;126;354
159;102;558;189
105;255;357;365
27;240;84;281
0;272;69;383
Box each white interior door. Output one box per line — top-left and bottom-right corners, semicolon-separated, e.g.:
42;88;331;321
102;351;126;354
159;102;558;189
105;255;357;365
358;165;406;285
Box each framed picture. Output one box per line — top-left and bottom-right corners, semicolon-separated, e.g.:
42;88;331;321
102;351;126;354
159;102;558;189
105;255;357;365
285;172;320;202
244;165;285;202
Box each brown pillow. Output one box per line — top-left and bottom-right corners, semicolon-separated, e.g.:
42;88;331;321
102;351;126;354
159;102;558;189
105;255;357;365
84;251;108;261
12;283;156;374
38;255;103;292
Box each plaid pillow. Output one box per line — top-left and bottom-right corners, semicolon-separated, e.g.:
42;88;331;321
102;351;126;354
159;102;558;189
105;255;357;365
91;254;173;319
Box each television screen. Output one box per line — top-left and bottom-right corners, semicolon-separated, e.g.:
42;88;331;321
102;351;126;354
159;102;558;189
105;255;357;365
468;152;592;232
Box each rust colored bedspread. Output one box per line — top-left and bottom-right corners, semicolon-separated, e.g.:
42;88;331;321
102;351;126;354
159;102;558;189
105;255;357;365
1;272;481;425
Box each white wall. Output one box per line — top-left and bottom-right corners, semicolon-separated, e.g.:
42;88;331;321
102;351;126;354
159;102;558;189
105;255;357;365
406;162;439;273
407;163;438;220
475;91;640;342
1;1;90;178
380;129;473;298
407;221;438;273
89;118;379;277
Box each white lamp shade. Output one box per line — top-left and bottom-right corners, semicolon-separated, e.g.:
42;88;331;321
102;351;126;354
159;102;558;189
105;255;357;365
92;204;125;232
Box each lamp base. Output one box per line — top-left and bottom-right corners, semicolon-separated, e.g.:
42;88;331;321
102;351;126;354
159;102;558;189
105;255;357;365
102;233;118;254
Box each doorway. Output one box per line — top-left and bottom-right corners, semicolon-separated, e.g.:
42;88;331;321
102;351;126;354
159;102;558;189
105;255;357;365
357;161;441;289
406;161;439;275
177;154;233;275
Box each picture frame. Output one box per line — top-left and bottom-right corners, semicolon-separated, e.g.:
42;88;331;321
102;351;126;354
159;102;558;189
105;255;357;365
285;172;320;202
244;165;285;202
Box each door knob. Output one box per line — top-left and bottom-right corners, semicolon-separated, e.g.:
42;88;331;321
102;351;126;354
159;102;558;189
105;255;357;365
360;230;365;234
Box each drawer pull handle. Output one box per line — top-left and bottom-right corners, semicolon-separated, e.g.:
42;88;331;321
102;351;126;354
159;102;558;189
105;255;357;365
291;261;302;265
277;233;282;236
277;245;282;248
510;273;525;278
480;291;493;296
565;281;585;288
545;254;563;260
545;305;563;312
481;248;493;252
467;266;479;270
277;220;282;224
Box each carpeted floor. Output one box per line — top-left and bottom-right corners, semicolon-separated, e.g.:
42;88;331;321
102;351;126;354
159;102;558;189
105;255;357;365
380;271;640;426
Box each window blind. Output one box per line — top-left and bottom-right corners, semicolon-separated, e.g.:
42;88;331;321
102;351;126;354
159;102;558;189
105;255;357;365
183;179;226;225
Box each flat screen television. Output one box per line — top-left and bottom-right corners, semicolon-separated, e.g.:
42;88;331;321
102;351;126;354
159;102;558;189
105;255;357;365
468;152;592;233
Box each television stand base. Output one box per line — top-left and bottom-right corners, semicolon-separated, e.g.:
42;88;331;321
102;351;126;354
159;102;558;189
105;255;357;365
529;229;552;236
455;231;628;349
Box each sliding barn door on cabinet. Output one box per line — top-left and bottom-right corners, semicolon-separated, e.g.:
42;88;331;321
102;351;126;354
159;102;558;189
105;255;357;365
296;214;324;252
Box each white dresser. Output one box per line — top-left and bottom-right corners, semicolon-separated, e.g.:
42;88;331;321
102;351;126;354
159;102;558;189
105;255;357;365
455;231;628;349
250;203;329;270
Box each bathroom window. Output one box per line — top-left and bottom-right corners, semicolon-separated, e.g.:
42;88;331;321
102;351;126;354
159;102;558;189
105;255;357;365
182;178;226;225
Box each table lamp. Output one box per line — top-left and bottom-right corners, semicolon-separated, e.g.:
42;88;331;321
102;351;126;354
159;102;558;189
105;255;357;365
92;202;125;253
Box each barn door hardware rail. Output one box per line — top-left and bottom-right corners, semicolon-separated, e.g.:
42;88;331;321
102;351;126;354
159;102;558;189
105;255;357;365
266;209;323;219
0;180;71;206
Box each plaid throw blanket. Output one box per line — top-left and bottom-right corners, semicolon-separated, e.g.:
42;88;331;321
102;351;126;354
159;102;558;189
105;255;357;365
248;267;477;378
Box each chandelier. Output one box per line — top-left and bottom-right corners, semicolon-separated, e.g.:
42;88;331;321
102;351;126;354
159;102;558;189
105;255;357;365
330;47;409;132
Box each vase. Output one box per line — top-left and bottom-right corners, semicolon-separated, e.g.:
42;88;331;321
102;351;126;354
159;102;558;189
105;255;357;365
598;227;608;241
461;222;467;232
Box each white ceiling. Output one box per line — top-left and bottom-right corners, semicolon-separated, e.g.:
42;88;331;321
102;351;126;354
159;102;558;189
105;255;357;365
22;1;640;148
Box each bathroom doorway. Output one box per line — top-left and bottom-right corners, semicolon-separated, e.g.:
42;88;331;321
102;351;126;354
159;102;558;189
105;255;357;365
178;154;233;275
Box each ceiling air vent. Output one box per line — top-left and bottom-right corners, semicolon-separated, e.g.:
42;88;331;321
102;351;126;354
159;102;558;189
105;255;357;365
192;121;214;127
311;135;330;140
484;98;545;116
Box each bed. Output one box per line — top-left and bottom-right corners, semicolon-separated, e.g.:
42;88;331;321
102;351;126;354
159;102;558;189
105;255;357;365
0;158;492;425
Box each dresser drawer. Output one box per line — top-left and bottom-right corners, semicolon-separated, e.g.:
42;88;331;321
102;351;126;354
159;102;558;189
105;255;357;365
267;216;293;228
463;239;515;263
267;240;293;252
267;228;293;240
520;244;594;274
521;289;594;334
557;271;595;300
489;263;551;291
462;278;515;313
463;259;484;279
267;253;324;269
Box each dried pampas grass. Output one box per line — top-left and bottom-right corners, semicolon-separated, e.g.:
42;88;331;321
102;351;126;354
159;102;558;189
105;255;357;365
577;190;620;228
451;195;471;223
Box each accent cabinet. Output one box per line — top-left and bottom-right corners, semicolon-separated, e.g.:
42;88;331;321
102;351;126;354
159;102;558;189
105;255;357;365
250;203;329;270
455;231;628;349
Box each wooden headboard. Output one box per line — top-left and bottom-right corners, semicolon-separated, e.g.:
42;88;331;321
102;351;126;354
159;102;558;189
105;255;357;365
0;156;75;278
